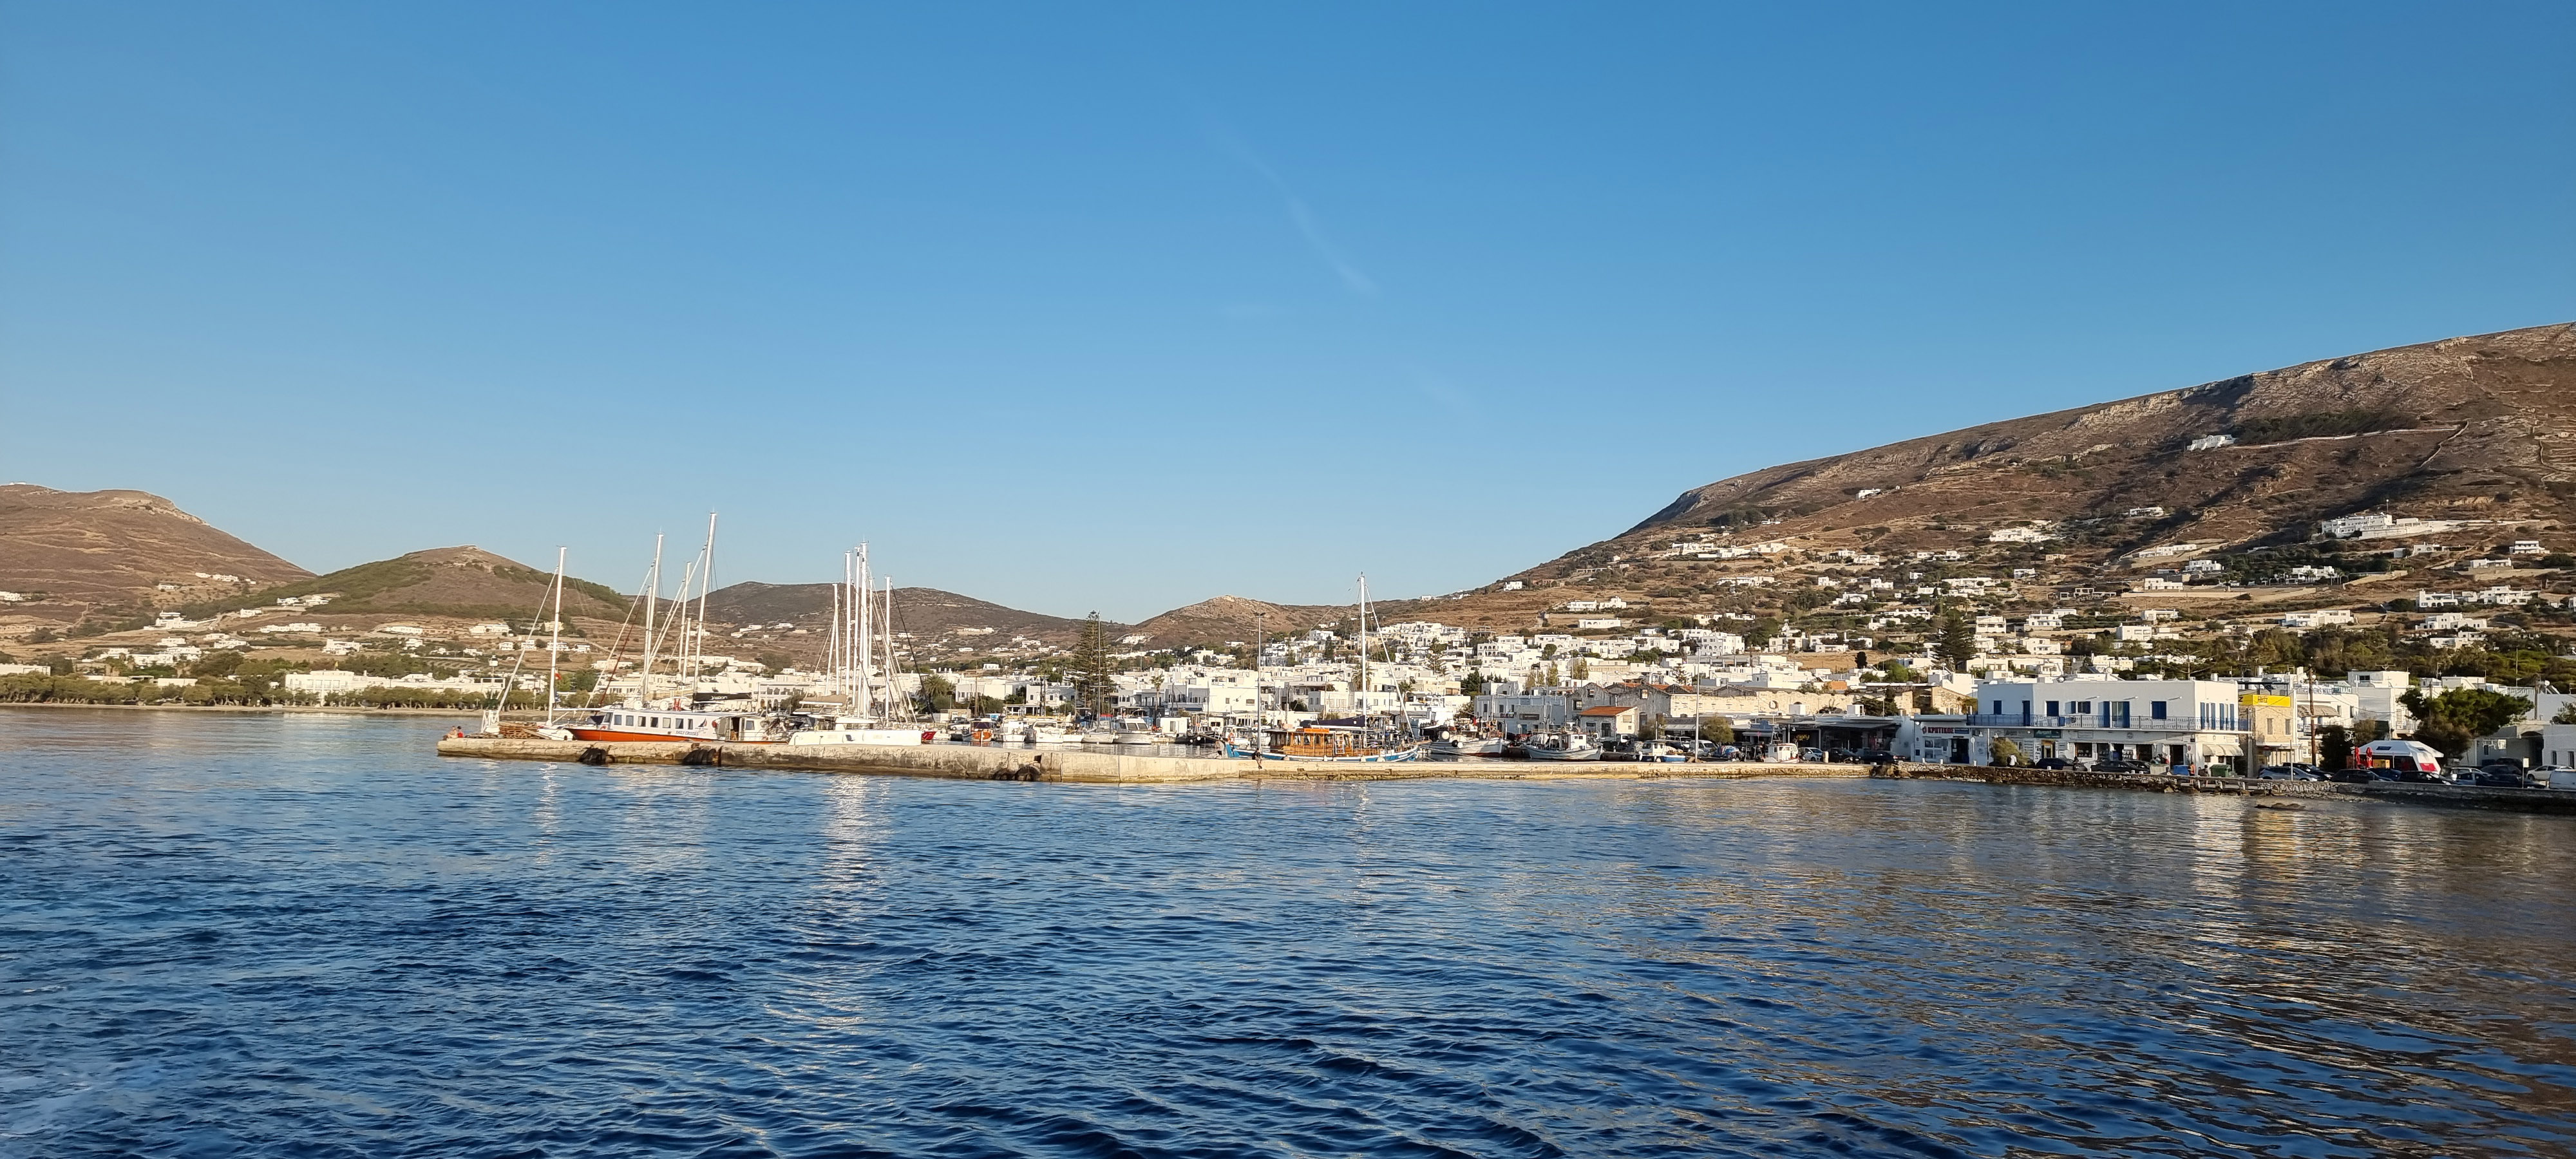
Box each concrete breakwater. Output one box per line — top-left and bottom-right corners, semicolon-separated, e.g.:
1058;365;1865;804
434;736;1875;785
1877;764;2576;815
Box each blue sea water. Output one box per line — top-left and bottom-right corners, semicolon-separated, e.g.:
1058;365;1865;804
3;708;2573;1158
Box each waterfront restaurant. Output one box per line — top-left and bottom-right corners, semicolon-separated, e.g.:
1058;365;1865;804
1898;676;2285;771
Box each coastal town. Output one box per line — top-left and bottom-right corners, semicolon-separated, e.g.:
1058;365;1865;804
11;502;2576;785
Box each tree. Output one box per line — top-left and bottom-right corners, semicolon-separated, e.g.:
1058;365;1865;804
1072;612;1114;715
1638;712;1666;740
1936;610;1976;671
1568;657;1589;681
1988;737;2022;766
2400;688;2530;757
1698;717;1734;743
185;650;242;679
1460;670;1486;695
2318;723;2353;771
919;673;958;713
1877;659;1920;683
2553;702;2576;725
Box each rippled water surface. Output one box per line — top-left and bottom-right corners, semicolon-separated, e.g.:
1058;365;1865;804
5;709;2574;1157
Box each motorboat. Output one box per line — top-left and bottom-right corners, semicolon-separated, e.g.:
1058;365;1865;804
1020;722;1082;746
1522;733;1602;762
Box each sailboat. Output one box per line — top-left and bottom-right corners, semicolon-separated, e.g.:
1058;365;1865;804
1222;574;1425;762
568;518;795;744
788;543;930;746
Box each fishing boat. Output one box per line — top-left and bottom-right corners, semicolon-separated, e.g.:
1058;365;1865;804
1522;732;1602;762
1430;737;1505;757
1223;725;1424;762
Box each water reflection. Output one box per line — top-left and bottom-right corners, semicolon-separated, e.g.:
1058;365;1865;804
1;709;2570;1158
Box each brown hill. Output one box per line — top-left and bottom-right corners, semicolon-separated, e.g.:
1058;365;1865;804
0;484;310;610
243;546;631;621
1495;322;2576;590
702;581;1099;643
1124;594;1418;649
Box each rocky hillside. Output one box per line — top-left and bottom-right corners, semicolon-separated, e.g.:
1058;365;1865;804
1493;322;2576;595
0;485;312;629
1124;595;1394;651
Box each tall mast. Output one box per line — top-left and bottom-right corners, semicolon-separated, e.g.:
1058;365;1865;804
881;576;898;720
691;513;717;686
638;533;665;704
665;558;697;683
1356;573;1370;717
544;547;566;724
856;542;874;718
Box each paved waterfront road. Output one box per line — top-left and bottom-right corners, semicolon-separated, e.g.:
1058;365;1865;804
4;709;2573;1157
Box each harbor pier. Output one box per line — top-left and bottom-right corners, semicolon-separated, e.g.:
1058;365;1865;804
433;735;1875;784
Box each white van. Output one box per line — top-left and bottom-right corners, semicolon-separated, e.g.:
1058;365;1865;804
2357;739;2445;777
2550;768;2576;791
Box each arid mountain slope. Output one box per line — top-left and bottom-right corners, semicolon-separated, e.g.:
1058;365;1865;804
0;484;311;609
1124;594;1437;650
701;581;1099;644
1512;322;2576;585
252;547;632;621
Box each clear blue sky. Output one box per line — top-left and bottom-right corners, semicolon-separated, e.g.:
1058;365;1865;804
5;3;2570;620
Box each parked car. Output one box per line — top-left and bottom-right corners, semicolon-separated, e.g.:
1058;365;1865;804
2474;768;2537;789
2550;767;2576;791
2330;767;2400;783
2257;765;2322;781
2094;757;2150;774
2031;757;2072;770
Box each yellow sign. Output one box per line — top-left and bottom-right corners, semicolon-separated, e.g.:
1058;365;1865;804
2239;693;2292;709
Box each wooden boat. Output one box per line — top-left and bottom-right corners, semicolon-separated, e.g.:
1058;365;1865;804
1224;726;1423;762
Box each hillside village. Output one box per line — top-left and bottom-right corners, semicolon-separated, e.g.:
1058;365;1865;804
10;323;2576;772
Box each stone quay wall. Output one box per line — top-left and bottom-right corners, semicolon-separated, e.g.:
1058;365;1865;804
1877;764;2576;815
434;736;1877;786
